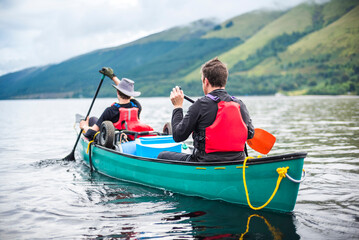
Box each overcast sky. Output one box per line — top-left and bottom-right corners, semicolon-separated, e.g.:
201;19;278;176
0;0;311;76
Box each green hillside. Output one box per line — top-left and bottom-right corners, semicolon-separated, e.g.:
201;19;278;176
0;0;358;99
182;0;359;96
182;2;316;82
230;1;359;95
221;3;315;68
202;10;284;40
322;0;359;25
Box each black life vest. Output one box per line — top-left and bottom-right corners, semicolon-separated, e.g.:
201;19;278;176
194;94;248;153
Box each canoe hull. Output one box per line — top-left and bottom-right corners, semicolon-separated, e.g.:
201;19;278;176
79;138;306;212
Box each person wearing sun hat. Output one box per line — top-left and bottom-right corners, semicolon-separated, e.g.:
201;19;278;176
112;78;141;97
80;67;153;140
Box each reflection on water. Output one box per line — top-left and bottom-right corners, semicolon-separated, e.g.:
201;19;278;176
72;166;300;240
0;96;358;239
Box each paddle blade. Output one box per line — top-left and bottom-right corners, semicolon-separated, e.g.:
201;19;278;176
63;150;75;161
75;113;85;123
247;128;276;154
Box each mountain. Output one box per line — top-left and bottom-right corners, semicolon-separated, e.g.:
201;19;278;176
0;19;242;99
0;0;358;99
227;0;359;95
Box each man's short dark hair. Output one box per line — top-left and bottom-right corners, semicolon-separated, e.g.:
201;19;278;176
201;57;228;87
117;90;131;100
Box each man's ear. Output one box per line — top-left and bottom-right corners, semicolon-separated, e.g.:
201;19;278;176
203;77;210;86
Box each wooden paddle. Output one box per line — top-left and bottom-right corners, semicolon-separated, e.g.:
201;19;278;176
181;93;276;154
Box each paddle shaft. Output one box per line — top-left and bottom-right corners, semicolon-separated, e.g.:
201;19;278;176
184;95;194;103
178;87;194;103
63;74;106;160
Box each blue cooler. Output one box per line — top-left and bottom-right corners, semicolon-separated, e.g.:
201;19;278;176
120;141;137;155
136;136;182;158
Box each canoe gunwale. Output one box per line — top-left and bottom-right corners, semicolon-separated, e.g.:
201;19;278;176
91;142;307;166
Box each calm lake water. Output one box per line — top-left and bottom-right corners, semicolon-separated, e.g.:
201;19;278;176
0;96;358;239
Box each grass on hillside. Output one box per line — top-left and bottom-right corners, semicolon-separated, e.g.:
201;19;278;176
202;10;283;40
182;2;316;82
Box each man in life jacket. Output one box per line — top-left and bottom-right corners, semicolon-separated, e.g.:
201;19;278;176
158;58;254;162
80;67;153;140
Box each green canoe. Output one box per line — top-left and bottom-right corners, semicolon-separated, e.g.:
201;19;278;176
78;135;306;212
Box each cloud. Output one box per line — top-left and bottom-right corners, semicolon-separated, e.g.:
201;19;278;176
0;0;308;76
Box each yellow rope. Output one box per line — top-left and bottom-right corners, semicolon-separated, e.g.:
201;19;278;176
243;156;289;210
86;140;94;154
239;214;283;240
93;131;100;140
86;132;100;154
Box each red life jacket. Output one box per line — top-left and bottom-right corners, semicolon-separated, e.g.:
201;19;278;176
197;94;248;153
112;103;154;140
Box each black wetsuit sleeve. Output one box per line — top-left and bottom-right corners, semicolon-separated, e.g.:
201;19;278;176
84;129;97;140
238;100;254;139
171;101;201;142
84;106;119;140
96;106;119;127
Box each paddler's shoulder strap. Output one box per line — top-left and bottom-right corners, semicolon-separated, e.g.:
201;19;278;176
112;101;139;108
112;102;121;108
130;99;138;108
206;93;237;102
112;102;138;108
205;93;220;102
